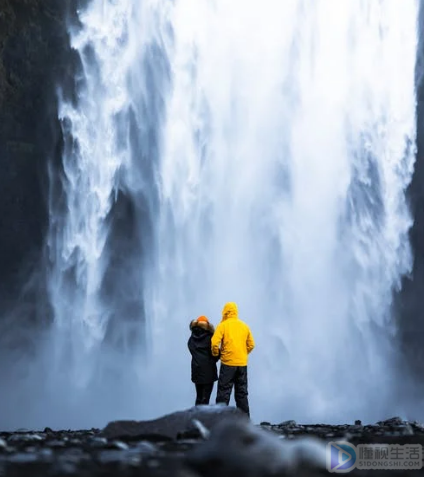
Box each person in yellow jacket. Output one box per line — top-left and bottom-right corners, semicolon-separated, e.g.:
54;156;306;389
211;302;255;416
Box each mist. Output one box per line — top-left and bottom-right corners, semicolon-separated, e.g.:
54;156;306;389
0;0;421;431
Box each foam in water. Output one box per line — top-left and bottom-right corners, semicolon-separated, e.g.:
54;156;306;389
40;0;419;429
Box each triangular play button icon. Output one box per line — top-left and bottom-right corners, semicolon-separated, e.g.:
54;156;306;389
340;449;351;463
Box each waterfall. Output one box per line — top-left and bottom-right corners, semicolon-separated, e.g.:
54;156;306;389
46;0;418;426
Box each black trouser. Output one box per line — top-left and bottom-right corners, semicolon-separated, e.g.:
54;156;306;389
195;383;214;405
216;364;250;416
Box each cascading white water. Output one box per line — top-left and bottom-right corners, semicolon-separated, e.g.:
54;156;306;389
49;1;134;393
47;0;418;427
47;0;172;417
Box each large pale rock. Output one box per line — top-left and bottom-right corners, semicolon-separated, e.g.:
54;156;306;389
185;417;326;477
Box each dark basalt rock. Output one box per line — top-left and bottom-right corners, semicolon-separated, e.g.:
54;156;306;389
1;412;424;476
101;405;248;440
278;420;297;428
376;416;404;426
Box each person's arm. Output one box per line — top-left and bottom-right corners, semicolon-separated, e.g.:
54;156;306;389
188;337;194;356
246;327;255;354
211;324;223;357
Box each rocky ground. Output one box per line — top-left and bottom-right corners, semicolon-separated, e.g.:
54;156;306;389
1;408;424;476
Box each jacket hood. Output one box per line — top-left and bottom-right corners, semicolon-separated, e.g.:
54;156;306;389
189;320;215;334
222;302;238;321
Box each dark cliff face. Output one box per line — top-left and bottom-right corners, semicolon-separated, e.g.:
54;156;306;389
395;3;424;385
0;0;73;310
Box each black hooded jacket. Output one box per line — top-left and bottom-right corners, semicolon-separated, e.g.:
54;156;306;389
188;324;218;384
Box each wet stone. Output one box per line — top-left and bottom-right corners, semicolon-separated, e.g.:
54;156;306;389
147;458;161;468
399;424;414;436
129;458;143;467
68;439;82;446
8;452;39;464
278;420;297;427
7;433;43;442
3;446;16;454
88;436;108;447
177;428;204;440
55;461;78;475
61;448;85;456
101;405;248;440
135;441;159;454
97;450;131;464
109;440;129;450
47;440;66;448
376;416;404;426
1;408;424;476
38;448;54;459
186;417;326;477
24;446;37;453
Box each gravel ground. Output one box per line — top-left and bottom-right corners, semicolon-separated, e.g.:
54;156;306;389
1;410;424;477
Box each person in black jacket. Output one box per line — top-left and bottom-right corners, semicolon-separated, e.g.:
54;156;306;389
188;316;219;405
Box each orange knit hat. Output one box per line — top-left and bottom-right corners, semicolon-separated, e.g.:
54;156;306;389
197;315;209;323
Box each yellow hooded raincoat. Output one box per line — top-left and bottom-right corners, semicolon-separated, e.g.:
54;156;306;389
211;302;255;366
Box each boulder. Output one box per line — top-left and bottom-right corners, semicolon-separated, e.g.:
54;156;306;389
101;405;248;440
185;416;326;477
